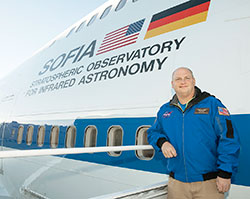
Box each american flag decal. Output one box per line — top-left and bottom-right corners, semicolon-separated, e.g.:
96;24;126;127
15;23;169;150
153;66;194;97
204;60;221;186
218;107;230;116
96;19;145;55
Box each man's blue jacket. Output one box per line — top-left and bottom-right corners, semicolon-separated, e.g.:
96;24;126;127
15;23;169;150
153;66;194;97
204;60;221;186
147;87;240;183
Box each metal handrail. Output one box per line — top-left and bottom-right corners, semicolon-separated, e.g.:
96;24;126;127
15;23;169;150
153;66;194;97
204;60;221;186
0;145;153;158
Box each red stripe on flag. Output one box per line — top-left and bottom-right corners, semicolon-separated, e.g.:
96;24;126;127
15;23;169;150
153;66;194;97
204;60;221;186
104;26;129;38
99;33;139;50
96;41;137;55
104;29;128;41
97;36;138;53
147;2;210;31
102;31;128;44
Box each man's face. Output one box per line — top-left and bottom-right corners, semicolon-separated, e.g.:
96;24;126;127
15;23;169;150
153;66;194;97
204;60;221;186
171;68;196;98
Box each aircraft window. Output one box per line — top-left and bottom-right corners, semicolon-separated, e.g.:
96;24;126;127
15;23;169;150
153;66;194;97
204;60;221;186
17;125;24;144
107;126;123;157
135;126;154;160
100;5;112;19
75;21;85;32
26;125;34;146
132;0;138;2
66;27;76;38
37;126;45;147
50;126;59;148
87;14;97;26
84;126;97;147
65;126;76;148
11;129;15;137
115;0;127;12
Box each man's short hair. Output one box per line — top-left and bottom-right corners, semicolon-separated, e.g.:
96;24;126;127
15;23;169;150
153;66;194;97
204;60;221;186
172;67;194;80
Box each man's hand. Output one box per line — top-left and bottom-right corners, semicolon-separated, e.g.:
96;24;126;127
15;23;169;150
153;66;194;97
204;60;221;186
216;176;231;193
161;141;177;158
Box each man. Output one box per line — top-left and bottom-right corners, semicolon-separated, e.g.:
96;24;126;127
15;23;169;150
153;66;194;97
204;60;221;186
147;67;240;199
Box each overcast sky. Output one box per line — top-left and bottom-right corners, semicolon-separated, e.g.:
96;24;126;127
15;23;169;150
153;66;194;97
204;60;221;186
0;0;108;80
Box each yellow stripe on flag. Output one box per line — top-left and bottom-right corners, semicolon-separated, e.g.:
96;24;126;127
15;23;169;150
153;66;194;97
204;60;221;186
144;11;208;39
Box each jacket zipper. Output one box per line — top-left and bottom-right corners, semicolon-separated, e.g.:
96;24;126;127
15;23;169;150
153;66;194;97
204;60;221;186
182;112;188;182
174;103;189;182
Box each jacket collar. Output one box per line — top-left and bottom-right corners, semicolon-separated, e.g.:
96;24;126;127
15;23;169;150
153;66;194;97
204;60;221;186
170;86;211;110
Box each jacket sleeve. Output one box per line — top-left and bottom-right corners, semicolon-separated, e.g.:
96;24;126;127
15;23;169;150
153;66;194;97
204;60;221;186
213;99;240;178
147;109;168;152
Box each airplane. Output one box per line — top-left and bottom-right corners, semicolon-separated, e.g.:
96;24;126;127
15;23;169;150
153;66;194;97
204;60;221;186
0;0;249;198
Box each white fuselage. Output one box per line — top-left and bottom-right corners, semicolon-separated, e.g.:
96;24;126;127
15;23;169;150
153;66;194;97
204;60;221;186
0;0;250;198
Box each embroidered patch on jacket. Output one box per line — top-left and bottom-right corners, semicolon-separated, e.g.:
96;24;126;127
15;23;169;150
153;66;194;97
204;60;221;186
218;107;230;116
163;111;173;118
194;108;210;114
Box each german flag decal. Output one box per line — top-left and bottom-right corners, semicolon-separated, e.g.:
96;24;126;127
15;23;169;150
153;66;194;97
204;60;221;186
144;0;211;39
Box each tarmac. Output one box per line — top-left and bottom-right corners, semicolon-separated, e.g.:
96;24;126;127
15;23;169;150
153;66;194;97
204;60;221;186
0;180;12;199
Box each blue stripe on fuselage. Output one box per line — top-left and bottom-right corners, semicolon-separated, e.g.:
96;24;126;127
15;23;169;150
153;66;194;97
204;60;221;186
1;114;250;186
